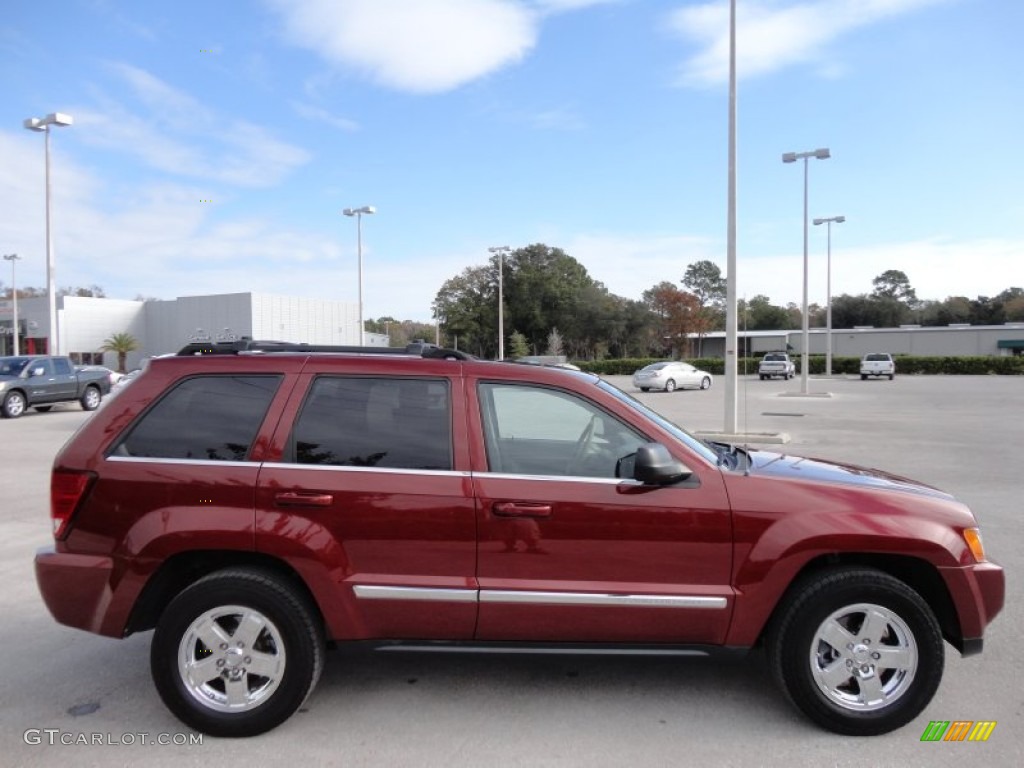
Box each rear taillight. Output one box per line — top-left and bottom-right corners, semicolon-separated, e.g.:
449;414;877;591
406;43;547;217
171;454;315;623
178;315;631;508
51;470;96;540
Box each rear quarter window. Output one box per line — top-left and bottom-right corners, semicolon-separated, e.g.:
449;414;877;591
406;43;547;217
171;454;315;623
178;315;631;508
111;375;282;461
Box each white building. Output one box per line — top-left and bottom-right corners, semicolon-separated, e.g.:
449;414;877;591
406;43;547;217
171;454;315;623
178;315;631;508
693;325;1024;358
0;292;381;369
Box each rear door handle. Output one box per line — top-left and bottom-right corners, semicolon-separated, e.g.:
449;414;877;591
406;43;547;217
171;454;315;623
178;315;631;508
274;492;334;508
492;502;552;519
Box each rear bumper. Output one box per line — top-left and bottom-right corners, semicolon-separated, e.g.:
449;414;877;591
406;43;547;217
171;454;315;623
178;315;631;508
938;560;1005;656
35;547;127;637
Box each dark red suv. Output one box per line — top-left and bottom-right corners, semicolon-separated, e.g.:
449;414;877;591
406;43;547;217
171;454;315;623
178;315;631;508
35;345;1004;737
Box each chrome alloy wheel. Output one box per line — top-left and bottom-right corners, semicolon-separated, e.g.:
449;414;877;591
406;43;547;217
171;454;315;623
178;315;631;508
178;605;286;713
809;602;918;711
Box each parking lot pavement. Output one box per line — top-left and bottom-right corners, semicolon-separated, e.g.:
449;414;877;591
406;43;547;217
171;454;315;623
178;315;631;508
1;377;1020;767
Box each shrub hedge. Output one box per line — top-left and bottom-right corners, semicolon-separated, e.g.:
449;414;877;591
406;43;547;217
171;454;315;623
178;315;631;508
574;355;1024;376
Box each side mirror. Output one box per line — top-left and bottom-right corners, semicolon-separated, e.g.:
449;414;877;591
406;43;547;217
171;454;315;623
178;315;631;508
31;366;45;377
633;443;692;486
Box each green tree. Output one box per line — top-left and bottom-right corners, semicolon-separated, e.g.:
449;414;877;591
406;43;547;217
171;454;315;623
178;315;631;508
509;331;530;358
682;260;726;354
872;270;918;306
100;332;138;373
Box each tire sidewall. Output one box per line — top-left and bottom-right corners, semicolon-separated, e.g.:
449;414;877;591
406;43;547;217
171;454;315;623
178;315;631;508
151;573;321;737
3;391;26;418
774;573;944;736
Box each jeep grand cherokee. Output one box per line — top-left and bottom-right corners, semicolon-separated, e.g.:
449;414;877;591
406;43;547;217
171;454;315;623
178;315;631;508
34;343;1004;737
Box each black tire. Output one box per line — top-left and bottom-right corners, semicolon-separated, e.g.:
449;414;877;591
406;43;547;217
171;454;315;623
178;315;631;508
759;375;766;381
639;387;650;392
700;376;712;390
861;374;868;381
80;385;102;411
35;406;53;412
766;567;943;736
664;379;677;393
2;390;27;419
151;568;324;737
889;374;895;380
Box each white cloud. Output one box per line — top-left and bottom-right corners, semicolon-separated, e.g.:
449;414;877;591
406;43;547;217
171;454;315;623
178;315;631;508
667;0;949;87
290;101;360;132
266;0;536;94
73;63;309;188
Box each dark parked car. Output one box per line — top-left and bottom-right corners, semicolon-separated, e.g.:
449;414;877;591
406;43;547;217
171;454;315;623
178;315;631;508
35;344;1004;737
0;355;113;418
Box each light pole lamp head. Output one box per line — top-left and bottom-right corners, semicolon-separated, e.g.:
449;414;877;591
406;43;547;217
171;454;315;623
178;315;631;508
343;205;376;217
3;253;20;262
782;152;797;163
24;113;74;131
835;215;846;223
488;246;511;254
814;148;831;159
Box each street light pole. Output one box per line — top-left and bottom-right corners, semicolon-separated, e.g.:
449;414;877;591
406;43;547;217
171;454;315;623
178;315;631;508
782;148;830;394
342;205;376;345
813;215;845;377
3;254;21;356
488;246;511;360
24;112;73;356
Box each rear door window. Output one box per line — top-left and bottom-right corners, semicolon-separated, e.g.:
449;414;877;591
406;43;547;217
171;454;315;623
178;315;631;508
289;377;452;471
112;375;281;461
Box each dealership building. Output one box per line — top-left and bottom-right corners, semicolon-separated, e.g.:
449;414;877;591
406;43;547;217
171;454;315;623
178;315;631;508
0;293;382;370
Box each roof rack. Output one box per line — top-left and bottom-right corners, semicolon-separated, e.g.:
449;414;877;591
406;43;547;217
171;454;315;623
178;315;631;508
175;339;474;361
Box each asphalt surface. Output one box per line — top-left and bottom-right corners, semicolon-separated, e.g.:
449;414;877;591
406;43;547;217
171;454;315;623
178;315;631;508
1;374;1020;767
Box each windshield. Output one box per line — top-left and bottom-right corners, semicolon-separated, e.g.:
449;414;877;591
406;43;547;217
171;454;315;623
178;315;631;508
596;379;719;466
864;354;890;361
0;357;31;376
764;354;785;361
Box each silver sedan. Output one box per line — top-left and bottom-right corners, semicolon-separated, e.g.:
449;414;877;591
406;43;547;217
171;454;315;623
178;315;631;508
632;361;713;392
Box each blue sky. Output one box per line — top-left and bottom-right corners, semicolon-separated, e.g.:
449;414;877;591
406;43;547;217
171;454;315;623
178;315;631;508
2;0;1021;322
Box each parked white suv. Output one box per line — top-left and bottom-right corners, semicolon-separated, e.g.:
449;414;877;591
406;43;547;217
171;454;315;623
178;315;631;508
860;353;896;380
758;353;795;380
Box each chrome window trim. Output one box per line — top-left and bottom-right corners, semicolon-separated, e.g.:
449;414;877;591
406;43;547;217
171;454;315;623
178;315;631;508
263;463;470;478
472;472;637;486
353;586;478;603
106;456;256;469
480;590;727;609
351;585;727;609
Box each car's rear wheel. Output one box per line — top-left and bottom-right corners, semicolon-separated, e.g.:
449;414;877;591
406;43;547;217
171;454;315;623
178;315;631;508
2;391;26;418
700;377;711;390
151;568;324;737
639;387;649;392
861;374;868;380
664;379;677;393
35;405;53;412
767;567;943;736
80;385;102;411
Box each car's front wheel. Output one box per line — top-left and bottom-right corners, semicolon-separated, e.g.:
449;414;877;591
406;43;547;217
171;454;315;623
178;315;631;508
700;377;711;390
767;567;943;736
151;568;324;737
664;379;677;393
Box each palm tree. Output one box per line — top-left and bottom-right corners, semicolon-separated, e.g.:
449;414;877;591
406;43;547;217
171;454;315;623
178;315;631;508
100;332;139;373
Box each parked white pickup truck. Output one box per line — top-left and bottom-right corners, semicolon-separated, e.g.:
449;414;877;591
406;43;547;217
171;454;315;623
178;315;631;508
758;353;795;380
860;352;896;380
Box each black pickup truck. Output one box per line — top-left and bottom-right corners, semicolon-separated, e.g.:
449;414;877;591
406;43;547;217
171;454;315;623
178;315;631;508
0;356;113;418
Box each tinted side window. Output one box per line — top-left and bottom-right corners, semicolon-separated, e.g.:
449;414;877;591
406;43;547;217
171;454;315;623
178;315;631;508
114;375;281;461
53;358;72;375
478;383;646;478
290;377;452;471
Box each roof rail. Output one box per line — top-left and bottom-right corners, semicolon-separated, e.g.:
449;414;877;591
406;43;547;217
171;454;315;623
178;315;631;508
174;340;474;360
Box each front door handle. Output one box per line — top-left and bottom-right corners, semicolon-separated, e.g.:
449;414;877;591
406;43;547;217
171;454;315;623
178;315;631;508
492;502;552;519
275;492;334;508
